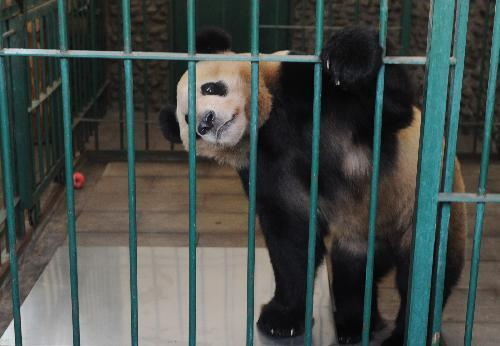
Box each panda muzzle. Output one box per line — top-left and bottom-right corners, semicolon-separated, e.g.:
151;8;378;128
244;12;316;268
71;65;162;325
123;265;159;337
197;111;216;135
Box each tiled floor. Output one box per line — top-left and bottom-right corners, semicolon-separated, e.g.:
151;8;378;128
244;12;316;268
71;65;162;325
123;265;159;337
0;247;335;346
0;159;499;345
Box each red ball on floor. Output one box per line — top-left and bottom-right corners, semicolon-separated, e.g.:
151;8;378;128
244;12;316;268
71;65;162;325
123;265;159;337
73;172;85;189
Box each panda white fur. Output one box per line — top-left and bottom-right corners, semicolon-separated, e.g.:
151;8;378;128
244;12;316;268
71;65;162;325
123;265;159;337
159;27;466;345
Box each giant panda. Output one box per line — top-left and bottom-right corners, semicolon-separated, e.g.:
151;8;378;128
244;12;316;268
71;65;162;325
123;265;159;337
158;27;466;345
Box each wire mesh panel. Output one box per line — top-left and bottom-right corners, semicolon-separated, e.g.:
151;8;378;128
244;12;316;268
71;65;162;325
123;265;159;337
0;0;500;345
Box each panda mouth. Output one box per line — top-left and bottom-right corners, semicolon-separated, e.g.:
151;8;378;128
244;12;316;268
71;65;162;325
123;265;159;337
216;113;238;141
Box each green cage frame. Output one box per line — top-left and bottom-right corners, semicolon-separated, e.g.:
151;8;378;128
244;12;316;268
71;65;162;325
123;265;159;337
1;0;500;345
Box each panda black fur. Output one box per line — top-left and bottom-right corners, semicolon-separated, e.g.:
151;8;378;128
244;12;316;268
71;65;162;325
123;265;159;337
158;27;466;345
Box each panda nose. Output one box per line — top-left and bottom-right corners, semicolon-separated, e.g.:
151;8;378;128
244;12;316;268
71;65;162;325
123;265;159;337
198;111;215;135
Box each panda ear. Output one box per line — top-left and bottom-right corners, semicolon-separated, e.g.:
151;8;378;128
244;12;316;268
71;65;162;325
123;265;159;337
158;105;182;144
196;27;232;54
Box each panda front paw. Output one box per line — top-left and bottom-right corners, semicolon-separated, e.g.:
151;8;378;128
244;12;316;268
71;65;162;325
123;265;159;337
321;27;383;90
257;299;306;338
335;319;362;344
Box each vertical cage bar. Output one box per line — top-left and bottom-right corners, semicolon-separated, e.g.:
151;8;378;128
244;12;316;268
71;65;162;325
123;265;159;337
142;0;150;150
405;0;456;345
121;0;139;345
56;0;81;344
246;0;259;344
429;1;470;344
465;1;500;344
304;0;324;345
187;0;197;345
0;16;23;346
361;0;388;344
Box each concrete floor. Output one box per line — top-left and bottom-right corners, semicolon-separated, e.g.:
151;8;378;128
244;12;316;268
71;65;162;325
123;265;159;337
0;159;499;345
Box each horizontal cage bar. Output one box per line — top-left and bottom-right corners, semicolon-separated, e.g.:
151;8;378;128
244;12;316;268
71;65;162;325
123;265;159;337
0;48;457;65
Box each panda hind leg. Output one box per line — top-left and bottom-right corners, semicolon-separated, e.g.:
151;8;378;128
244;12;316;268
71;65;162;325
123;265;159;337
256;207;328;338
331;240;393;344
382;227;465;346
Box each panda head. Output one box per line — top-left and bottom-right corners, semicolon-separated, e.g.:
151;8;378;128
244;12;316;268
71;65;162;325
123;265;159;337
161;28;274;168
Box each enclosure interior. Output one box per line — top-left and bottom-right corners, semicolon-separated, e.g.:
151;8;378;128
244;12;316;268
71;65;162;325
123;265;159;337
0;0;499;345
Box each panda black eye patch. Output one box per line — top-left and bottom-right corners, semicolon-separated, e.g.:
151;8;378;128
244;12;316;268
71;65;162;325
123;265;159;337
201;81;227;96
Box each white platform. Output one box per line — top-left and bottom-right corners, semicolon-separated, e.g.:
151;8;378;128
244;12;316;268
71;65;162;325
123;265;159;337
0;247;335;346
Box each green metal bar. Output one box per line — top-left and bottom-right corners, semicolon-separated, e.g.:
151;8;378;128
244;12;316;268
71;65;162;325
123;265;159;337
0;49;458;66
0;48;320;61
246;0;259;343
400;0;412;55
0;14;23;346
304;0;324;345
465;1;500;343
405;0;456;345
361;0;388;344
430;1;470;343
438;193;500;203
120;0;139;344
187;0;197;345
56;0;80;344
141;0;150;150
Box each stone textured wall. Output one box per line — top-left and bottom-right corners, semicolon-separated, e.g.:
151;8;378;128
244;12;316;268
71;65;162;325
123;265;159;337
105;0;172;115
104;0;499;147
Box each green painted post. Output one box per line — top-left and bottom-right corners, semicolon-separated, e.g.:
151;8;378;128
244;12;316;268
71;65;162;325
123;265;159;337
361;1;388;344
120;0;139;345
429;1;470;344
0;13;23;346
187;0;197;345
304;0;324;345
246;0;259;344
57;0;81;344
465;1;500;344
405;0;456;345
